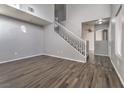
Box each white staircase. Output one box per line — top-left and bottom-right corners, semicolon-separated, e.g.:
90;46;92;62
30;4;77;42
54;21;88;62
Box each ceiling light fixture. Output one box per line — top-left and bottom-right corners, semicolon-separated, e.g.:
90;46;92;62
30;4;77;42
96;19;104;24
98;21;103;24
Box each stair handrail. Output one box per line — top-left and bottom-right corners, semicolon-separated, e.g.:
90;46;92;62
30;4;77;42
55;21;85;43
55;21;87;58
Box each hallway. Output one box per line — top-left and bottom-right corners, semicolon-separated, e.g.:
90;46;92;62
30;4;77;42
0;55;122;88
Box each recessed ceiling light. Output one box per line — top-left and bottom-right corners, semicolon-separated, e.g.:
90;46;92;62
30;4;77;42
98;19;103;22
96;19;104;24
98;21;103;24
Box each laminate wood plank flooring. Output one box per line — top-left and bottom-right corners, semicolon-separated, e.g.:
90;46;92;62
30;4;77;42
0;55;123;88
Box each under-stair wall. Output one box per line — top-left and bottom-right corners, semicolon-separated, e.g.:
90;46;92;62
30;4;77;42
44;24;86;63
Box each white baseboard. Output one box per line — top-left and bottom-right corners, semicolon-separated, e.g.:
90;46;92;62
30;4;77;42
0;53;86;64
0;53;44;64
109;57;124;87
45;53;86;63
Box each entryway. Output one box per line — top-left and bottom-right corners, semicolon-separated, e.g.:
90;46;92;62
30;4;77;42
82;17;110;57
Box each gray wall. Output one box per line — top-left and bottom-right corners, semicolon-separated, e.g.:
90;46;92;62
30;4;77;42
95;41;108;56
111;4;121;16
0;15;44;62
0;4;54;62
62;4;111;37
44;24;85;62
109;4;124;86
21;4;54;22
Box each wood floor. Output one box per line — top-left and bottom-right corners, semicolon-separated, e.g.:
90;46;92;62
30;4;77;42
0;55;123;88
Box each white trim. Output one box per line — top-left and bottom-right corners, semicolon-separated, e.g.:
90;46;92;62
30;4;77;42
0;53;86;64
0;53;44;64
94;54;108;56
109;57;124;87
45;53;86;63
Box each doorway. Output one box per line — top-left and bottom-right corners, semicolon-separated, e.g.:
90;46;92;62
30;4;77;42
82;17;110;57
82;21;95;55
